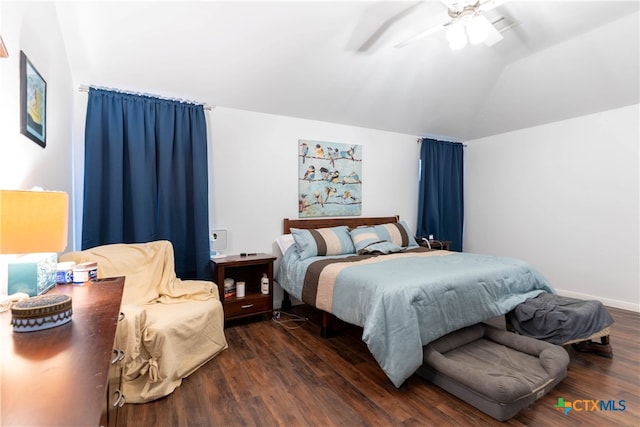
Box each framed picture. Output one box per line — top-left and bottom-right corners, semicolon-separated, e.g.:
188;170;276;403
298;139;362;218
20;51;46;148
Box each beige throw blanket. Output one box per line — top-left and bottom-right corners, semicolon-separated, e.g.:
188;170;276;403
61;240;228;403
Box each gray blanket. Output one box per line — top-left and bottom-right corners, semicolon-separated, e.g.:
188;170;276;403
507;292;614;345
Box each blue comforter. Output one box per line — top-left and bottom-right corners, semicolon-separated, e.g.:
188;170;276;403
276;248;554;387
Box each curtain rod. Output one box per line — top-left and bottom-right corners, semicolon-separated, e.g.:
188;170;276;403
417;137;467;147
78;84;214;111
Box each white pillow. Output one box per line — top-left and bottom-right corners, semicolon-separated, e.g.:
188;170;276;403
276;234;296;255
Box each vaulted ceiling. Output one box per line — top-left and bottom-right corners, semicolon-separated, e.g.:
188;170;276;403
55;1;639;141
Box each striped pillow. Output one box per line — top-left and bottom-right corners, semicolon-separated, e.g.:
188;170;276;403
290;226;355;260
374;221;419;248
349;226;384;254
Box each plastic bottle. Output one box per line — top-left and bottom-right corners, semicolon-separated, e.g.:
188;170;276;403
261;273;269;295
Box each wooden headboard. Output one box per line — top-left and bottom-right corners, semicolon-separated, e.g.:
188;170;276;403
283;215;399;234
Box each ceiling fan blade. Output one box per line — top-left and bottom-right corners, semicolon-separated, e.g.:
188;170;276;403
478;0;511;13
355;2;425;52
484;26;504;46
482;16;504;46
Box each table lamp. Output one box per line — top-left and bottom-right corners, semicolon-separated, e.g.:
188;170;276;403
0;34;8;58
0;190;70;330
0;189;68;254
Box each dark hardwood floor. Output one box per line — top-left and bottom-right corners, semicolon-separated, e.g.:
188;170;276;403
119;306;639;426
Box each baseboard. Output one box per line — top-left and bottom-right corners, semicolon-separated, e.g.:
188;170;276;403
555;288;640;313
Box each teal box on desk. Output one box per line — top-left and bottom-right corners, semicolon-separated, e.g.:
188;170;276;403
8;253;57;296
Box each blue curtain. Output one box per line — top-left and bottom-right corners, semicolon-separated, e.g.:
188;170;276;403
82;88;210;279
417;138;464;251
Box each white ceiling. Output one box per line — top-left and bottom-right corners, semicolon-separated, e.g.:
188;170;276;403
55;1;640;141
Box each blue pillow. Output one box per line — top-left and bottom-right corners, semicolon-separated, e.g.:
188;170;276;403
349;226;384;254
374;221;419;248
290;226;355;260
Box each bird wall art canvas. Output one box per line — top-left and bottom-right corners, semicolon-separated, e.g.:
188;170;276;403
298;139;362;218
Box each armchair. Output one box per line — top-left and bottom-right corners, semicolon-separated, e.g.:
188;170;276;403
60;240;227;403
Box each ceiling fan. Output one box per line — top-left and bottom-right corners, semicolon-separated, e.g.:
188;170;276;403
394;0;512;50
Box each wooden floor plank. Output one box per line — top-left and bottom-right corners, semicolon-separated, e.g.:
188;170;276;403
119;306;639;426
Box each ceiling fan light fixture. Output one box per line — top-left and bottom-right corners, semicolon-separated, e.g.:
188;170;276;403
466;14;489;44
446;22;467;50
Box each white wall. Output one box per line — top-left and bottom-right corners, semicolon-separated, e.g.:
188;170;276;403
208;106;420;306
464;104;639;311
0;2;75;294
68;103;420;305
69;101;419;303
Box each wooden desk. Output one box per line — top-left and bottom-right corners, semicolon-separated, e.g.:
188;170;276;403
1;277;124;427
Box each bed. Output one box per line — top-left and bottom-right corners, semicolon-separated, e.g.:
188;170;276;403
275;216;554;388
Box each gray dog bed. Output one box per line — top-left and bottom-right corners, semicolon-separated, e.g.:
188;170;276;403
416;323;569;421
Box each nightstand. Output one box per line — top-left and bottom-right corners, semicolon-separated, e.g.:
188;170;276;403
417;238;452;251
209;254;276;321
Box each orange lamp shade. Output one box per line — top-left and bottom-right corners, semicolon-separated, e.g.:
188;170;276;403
0;190;69;254
0;35;7;58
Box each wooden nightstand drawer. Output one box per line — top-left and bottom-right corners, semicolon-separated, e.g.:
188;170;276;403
210;254;276;321
223;294;272;319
